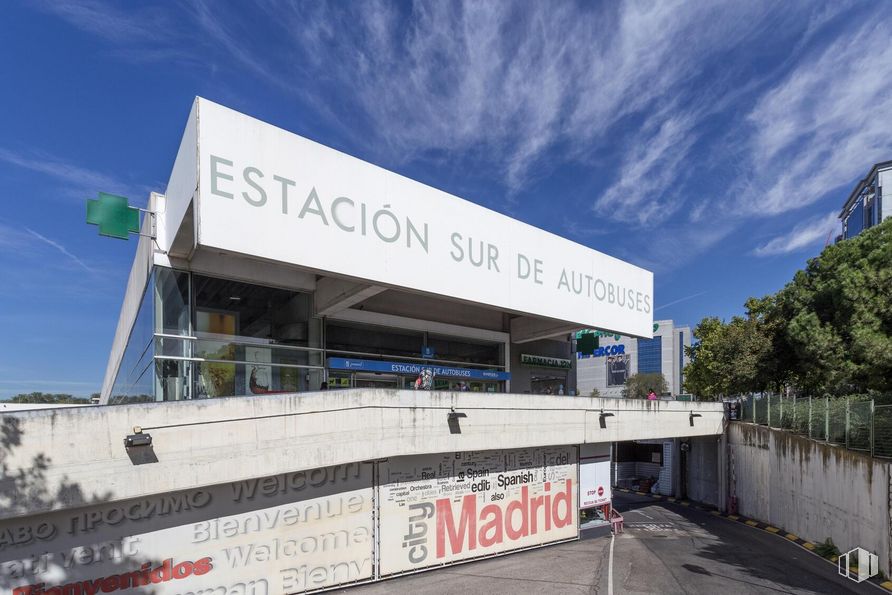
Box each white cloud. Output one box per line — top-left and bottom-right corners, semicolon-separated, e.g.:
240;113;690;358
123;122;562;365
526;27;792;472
24;228;95;273
740;19;892;216
31;0;171;43
0;148;146;199
754;211;839;256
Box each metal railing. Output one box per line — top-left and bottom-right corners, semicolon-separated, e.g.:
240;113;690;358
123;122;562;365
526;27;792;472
737;394;892;458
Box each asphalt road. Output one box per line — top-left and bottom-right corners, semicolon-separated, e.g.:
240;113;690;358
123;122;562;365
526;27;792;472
346;491;878;594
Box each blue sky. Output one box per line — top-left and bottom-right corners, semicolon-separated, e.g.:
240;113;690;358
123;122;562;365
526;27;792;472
1;1;890;398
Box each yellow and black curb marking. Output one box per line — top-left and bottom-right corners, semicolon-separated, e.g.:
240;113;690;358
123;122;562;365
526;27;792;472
614;487;892;591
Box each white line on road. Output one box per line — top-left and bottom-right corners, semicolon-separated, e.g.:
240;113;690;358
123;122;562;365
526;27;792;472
608;532;615;595
630;509;655;520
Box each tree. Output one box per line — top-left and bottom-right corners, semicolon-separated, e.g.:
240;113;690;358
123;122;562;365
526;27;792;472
623;373;667;399
684;217;892;400
7;392;91;404
776;218;892;396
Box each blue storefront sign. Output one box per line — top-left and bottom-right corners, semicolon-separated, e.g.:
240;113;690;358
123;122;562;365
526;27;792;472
327;357;511;381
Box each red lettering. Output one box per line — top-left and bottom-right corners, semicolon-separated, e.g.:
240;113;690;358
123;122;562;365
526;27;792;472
529;494;544;534
436;495;477;558
477;504;503;547
99;576;119;593
24;557;213;595
552;480;573;528
192;557;214;576
172;561;193;579
505;486;529;540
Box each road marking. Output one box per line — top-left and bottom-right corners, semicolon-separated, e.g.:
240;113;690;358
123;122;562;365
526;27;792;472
765;526;780;533
802;542;815;550
608;532;615;595
745;520;758;526
632;509;656;521
785;533;798;541
728;515;739;520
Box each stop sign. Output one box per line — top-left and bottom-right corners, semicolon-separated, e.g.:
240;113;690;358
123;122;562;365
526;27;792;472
597;486;604;497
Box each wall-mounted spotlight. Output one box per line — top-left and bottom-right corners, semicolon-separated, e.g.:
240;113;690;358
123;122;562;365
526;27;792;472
447;408;467;422
124;425;152;448
599;410;614;429
447;408;467;435
689;412;702;427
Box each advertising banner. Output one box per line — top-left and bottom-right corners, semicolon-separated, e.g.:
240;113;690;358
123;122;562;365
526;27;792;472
193;99;653;338
606;354;630;386
1;464;374;595
377;447;578;575
579;443;612;509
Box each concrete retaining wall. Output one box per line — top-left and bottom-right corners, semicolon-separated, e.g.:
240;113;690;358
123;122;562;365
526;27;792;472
729;423;891;574
0;389;724;520
686;435;721;507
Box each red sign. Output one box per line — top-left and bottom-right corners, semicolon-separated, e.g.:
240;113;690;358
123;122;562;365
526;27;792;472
597;486;604;497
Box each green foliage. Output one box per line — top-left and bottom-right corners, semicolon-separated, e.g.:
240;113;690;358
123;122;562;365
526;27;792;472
589;387;601;398
7;392;91;404
623;373;667;399
814;538;840;558
685;218;892;400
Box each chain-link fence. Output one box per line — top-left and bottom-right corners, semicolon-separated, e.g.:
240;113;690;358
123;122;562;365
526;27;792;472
736;394;892;458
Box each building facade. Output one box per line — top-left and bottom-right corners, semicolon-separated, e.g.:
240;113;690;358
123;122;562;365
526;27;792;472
575;320;691;398
839;160;890;240
100;98;654;404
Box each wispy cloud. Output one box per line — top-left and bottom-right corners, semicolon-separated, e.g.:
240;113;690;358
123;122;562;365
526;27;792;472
31;0;881;273
0;148;144;199
739;19;892;217
24;227;95;272
754;211;839;256
655;291;709;311
31;0;172;44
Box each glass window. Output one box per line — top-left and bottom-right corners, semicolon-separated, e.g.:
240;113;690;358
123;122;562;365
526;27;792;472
109;275;155;404
326;322;423;359
637;336;662;375
845;200;865;238
427;334;501;366
156;268;190;336
190;274;319;398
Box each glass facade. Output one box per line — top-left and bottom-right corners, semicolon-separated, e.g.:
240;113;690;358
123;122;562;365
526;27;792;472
678;331;684;391
109;267;506;403
637;336;662;375
110;267;324;403
845;199;865;239
109;276;155;404
324;320;506;392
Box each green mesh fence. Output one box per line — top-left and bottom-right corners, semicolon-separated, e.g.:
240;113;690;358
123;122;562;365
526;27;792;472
874;405;892;459
732;395;892;458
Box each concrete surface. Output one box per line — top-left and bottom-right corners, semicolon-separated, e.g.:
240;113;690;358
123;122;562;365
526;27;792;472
0;389;722;519
729;423;891;576
347;491;876;594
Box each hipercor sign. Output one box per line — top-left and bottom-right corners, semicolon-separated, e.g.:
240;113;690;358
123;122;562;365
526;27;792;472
377;447;578;575
178;98;654;338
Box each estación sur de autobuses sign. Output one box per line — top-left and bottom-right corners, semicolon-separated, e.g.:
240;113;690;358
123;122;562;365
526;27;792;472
177;99;653;338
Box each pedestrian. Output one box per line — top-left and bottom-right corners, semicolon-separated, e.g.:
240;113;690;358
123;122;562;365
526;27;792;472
647;388;657;400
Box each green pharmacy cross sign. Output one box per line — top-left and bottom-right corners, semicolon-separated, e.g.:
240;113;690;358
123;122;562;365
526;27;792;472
86;192;140;240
